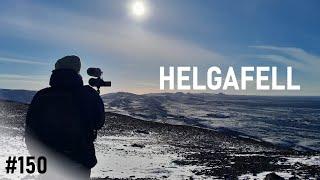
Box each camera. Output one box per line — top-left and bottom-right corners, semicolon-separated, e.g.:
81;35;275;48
87;67;111;94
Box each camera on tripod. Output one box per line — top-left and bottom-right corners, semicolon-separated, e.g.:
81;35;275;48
87;67;111;94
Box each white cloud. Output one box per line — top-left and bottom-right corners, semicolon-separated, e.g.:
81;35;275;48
0;56;47;65
0;74;47;80
250;45;320;74
0;74;48;90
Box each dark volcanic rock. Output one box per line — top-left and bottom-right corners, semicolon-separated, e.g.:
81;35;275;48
131;143;145;148
264;172;285;180
206;113;230;118
288;176;300;180
135;130;149;134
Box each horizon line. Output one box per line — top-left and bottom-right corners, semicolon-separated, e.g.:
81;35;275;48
1;87;320;97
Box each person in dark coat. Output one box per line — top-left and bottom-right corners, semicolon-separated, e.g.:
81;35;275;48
25;55;105;179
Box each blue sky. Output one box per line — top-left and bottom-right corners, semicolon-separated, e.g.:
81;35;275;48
0;0;319;95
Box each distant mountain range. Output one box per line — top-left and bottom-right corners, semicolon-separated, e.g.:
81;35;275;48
0;89;36;104
102;92;231;126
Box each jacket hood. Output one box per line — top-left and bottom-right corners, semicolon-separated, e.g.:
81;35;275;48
49;69;83;89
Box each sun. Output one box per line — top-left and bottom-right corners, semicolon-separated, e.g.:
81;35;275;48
132;1;146;17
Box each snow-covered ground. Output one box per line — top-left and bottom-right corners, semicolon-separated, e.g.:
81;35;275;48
239;171;293;180
0;128;32;180
236;155;320;179
0;126;208;179
92;135;208;179
1;124;320;179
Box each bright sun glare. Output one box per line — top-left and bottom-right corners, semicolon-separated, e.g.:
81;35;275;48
132;1;146;17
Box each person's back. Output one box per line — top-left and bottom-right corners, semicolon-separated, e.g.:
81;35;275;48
25;56;105;179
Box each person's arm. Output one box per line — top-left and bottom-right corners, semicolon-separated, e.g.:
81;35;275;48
26;93;39;133
94;92;105;130
25;91;42;149
85;86;106;130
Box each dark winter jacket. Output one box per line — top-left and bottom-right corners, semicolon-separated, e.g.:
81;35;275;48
25;69;105;168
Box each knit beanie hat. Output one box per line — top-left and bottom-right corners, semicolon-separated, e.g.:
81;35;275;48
55;55;81;73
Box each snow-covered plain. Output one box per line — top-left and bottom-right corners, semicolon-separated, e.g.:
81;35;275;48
103;92;320;151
